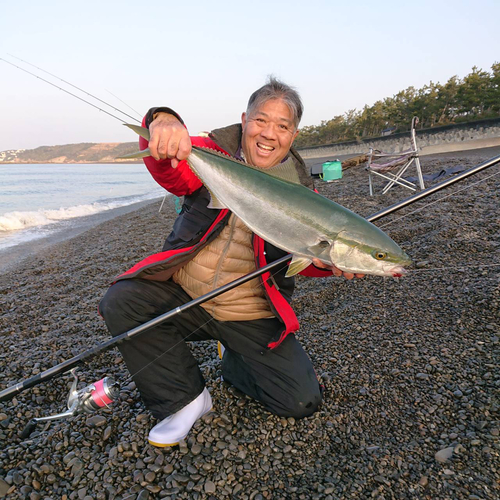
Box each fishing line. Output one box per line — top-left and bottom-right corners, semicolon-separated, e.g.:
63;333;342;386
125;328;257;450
106;90;143;119
377;169;500;230
6;54;141;124
409;263;500;273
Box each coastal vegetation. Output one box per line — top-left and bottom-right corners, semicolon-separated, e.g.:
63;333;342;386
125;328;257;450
295;63;500;148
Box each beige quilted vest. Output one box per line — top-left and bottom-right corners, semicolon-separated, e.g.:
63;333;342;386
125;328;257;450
172;214;274;321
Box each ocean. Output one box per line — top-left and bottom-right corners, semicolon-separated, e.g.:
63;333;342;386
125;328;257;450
0;163;165;257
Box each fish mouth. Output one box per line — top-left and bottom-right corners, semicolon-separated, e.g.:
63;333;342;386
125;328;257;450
390;265;408;278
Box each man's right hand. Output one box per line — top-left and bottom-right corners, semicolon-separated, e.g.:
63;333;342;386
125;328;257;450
148;112;192;167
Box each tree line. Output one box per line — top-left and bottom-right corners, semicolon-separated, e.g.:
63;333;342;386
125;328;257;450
295;63;500;148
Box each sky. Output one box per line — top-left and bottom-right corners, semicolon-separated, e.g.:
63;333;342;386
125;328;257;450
1;0;499;151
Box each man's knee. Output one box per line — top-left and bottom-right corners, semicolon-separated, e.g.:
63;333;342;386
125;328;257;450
99;282;127;320
282;386;322;419
98;281;143;335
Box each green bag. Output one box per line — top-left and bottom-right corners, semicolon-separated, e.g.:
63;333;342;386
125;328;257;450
320;161;342;182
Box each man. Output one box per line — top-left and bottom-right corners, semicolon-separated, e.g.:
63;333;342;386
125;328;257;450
99;78;363;447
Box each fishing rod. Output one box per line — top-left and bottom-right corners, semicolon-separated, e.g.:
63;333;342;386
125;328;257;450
1;152;499;407
0;56;140;125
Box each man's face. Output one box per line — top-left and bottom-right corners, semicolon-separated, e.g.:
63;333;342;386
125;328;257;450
241;99;299;169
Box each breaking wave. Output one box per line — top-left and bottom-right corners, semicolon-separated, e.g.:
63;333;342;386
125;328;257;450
0;192;162;233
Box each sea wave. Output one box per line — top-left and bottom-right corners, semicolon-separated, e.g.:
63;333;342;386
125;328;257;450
0;192;163;233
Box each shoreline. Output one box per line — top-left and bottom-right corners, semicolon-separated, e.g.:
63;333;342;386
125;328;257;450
0;149;498;499
0;196;164;276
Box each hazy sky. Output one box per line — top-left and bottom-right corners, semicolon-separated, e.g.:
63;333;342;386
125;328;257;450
1;0;498;151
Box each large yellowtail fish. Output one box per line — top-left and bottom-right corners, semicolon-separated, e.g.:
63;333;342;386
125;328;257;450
121;124;411;277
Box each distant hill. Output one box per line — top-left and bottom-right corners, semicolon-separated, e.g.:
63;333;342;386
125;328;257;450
0;142;142;164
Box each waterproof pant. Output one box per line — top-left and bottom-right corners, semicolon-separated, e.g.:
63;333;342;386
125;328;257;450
99;279;322;420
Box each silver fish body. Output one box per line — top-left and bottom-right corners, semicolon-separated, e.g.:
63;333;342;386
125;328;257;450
187;147;411;277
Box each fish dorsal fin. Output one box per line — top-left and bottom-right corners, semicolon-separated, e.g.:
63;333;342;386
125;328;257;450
192;146;247;165
124;123;150;141
285;255;312;277
191;147;301;184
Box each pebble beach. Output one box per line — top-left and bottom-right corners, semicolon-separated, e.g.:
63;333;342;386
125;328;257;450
0;147;498;499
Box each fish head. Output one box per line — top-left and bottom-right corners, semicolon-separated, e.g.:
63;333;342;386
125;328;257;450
329;228;412;278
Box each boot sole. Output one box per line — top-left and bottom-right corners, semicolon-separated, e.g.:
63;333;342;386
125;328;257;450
148;439;179;447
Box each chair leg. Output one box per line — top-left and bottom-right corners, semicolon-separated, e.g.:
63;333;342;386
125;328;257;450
415;156;425;190
381;161;414;194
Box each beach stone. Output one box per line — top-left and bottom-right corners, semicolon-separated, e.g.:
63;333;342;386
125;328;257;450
0;479;9;496
86;415;106;427
204;481;216;494
233;484;243;495
435;447;454;463
191;444;202;455
418;476;428;487
103;426;112;441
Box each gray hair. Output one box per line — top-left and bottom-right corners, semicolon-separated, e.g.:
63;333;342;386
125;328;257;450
246;76;303;129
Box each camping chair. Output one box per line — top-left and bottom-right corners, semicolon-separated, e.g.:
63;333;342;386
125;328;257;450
366;117;425;195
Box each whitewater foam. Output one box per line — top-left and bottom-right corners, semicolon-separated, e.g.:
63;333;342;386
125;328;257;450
0;193;162;233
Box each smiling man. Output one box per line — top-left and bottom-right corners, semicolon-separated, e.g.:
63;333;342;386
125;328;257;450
99;77;362;447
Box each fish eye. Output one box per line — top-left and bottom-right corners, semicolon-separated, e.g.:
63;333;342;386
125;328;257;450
373;251;387;260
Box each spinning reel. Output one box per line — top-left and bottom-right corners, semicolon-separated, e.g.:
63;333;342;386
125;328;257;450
21;368;119;438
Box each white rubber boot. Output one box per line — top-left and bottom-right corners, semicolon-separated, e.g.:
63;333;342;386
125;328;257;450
148;388;212;447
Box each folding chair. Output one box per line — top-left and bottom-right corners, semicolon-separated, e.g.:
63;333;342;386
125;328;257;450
366;117;425;195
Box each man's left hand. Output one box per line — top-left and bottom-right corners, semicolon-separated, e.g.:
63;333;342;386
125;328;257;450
312;258;365;280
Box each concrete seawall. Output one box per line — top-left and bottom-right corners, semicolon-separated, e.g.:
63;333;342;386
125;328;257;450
298;117;500;159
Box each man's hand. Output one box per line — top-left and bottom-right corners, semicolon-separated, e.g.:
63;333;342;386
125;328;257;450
312;258;365;280
149;112;192;167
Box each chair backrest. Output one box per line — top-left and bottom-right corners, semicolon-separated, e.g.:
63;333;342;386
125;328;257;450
410;116;419;151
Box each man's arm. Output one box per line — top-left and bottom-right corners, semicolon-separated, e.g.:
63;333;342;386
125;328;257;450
140;109;221;197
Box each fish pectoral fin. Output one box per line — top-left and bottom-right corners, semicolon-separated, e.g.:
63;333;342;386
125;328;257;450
117;148;151;159
307;240;332;258
285;255;313;277
124;123;151;141
206;190;228;210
